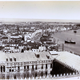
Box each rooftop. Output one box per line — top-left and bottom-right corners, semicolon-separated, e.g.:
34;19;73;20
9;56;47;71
0;51;53;62
1;50;80;73
55;51;80;72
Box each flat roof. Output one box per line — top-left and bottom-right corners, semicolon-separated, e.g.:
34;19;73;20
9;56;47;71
0;51;53;62
56;51;80;72
49;51;59;55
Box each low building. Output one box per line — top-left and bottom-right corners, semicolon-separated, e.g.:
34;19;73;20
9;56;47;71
39;45;46;52
1;37;8;42
0;51;53;79
0;50;80;79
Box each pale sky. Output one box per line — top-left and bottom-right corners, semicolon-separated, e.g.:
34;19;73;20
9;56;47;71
0;1;80;22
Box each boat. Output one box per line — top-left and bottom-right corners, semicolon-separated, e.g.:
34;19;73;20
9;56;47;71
65;39;76;44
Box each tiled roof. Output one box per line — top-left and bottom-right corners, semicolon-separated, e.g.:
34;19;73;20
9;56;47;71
0;51;53;62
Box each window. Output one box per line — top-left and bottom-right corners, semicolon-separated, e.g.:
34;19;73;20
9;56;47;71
49;60;51;62
2;75;5;79
7;76;9;79
9;69;11;72
18;66;20;72
32;65;34;70
45;71;47;76
41;72;43;77
50;64;52;68
36;54;40;58
41;64;43;69
12;69;14;72
14;75;16;79
1;66;2;72
46;55;50;59
14;58;16;61
24;74;26;78
24;66;26;71
35;65;37;70
3;66;5;72
21;49;24;53
35;72;37;77
27;73;29;78
14;46;16;49
6;58;8;61
16;46;19;49
46;64;47;69
10;58;12;61
27;65;29;70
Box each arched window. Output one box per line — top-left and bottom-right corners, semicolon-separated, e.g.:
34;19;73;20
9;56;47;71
45;71;47;76
50;64;52;68
24;74;26;78
1;66;2;72
14;58;16;61
27;73;29;78
41;64;43;69
10;58;12;61
35;65;37;70
41;72;43;77
21;49;24;53
6;58;8;61
9;69;11;72
12;69;14;72
18;66;20;72
27;65;29;70
14;75;16;79
35;72;37;77
32;65;34;71
3;66;5;72
46;64;47;69
7;75;9;79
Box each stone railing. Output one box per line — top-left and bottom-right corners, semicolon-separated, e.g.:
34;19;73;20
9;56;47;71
7;72;80;80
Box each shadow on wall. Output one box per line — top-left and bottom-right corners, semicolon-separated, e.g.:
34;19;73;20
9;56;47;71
50;60;76;76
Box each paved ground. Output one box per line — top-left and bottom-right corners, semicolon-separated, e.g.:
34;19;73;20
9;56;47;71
51;29;80;55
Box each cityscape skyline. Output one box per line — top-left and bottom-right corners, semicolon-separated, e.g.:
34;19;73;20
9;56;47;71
0;1;80;22
0;19;80;23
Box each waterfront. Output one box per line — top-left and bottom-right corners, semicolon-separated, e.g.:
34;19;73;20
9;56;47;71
52;29;80;55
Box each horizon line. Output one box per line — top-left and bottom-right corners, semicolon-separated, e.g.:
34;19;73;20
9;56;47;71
0;18;80;23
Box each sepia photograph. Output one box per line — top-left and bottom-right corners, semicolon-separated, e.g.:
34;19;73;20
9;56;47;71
0;1;80;79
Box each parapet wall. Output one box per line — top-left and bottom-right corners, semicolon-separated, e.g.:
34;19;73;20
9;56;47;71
4;72;79;79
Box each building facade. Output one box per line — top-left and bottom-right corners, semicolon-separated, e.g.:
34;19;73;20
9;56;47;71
0;51;53;79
